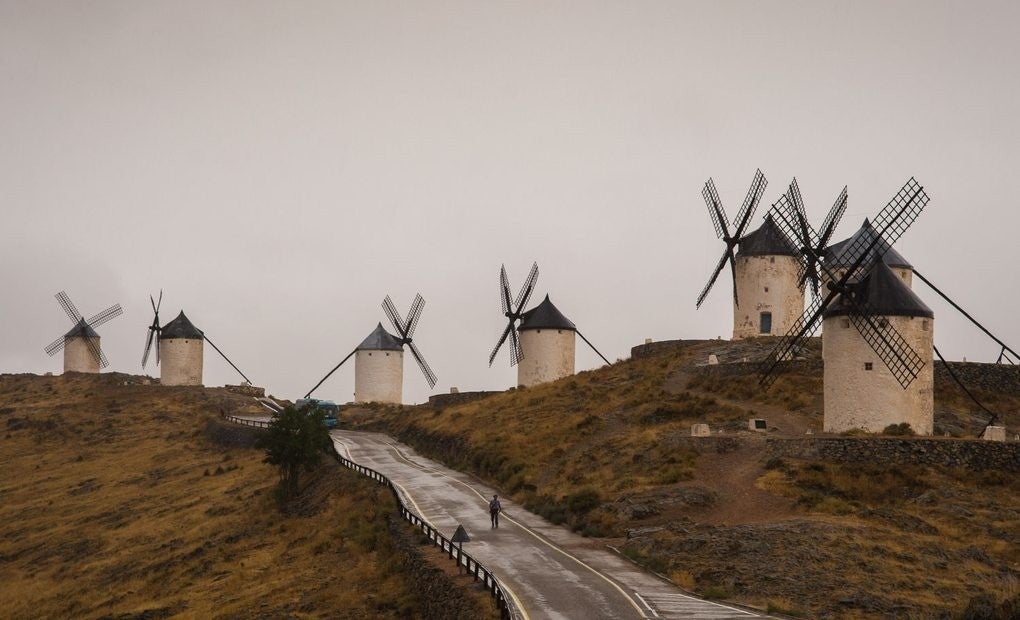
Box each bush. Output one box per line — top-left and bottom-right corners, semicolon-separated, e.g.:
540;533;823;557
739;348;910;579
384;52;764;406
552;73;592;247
255;403;331;502
883;422;915;436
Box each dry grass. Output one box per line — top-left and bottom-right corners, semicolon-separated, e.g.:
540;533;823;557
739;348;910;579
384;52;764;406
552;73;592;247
350;340;1020;618
0;372;496;619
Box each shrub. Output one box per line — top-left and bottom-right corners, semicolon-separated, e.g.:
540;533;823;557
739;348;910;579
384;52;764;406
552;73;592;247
564;489;601;515
883;422;915;436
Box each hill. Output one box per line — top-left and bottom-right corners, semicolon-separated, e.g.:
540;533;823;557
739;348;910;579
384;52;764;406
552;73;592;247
348;339;1019;619
0;372;496;619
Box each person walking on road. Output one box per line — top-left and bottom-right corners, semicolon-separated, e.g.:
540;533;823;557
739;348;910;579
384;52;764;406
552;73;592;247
489;494;502;528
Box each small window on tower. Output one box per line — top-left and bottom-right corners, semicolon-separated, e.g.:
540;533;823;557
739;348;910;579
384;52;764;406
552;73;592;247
865;362;873;371
770;256;775;263
759;312;772;334
841;319;850;328
385;353;389;357
922;320;929;331
877;317;889;329
764;286;769;293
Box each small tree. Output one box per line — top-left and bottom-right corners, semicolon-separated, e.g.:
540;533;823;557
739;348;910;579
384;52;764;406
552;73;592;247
256;403;330;501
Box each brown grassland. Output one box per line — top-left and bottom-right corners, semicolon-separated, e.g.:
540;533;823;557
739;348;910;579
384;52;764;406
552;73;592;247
349;339;1020;619
0;372;497;619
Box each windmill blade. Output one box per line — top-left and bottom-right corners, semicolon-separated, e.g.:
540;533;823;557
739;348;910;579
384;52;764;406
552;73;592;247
499;265;512;316
141;328;156;368
407;341;438;388
702;178;729;239
759;293;827;388
155;336;160;365
84;335;110;369
817;186;848;249
695;247;731;308
153;290;163;314
304;348;357;398
44;335;67;356
382;295;406;338
87;304;123;329
488;321;515;366
55;291;82;324
509;323;523;366
203;335;252;385
769;198;828;297
731;169;767;235
404;294;425;339
844;295;925;389
836;178;928;282
513;262;539;313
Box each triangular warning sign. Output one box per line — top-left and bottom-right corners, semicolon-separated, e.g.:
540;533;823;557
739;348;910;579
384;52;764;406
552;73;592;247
452;524;470;543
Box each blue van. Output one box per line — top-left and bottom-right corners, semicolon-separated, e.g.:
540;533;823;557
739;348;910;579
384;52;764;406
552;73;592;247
295;398;340;428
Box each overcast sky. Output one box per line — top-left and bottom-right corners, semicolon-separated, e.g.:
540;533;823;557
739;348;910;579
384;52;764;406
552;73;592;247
2;1;1018;404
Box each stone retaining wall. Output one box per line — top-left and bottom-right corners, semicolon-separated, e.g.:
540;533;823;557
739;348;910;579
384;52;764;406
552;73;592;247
766;437;1020;472
223;383;266;397
427;391;501;408
630;339;711;359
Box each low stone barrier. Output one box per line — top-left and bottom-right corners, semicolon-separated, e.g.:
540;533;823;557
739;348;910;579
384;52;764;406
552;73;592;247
428;391;501;408
765;437;1020;472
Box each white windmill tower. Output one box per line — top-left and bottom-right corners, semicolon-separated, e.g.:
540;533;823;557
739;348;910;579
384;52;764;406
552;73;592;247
305;294;438;405
141;292;253;388
762;177;934;435
488;263;609;388
696;170;807;339
353;323;405;404
44;291;123;374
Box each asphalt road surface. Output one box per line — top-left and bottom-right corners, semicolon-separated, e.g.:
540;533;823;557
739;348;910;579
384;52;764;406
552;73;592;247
332;429;767;620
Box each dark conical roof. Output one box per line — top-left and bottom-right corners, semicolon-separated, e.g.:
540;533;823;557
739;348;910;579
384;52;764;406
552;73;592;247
65;317;99;339
357;322;404;351
518;295;576;331
824;219;912;269
824;260;933;319
736;214;800;257
159;311;204;340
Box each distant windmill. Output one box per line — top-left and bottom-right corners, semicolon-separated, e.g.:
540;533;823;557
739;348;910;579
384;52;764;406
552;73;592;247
488;263;609;387
305;294;438;404
44;291;123;374
140;292;252;387
761;177;934;434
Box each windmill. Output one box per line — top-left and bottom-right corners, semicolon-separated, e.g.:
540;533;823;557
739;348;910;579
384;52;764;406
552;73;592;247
760;177;934;434
488;263;610;387
44;291;123;373
696;169;768;309
139;293;251;387
775;178;849;298
305;294;438;404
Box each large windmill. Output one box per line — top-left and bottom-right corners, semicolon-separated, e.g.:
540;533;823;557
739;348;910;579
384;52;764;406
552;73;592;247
305;294;438;404
760;177;934;434
140;292;252;387
780;180;1016;435
44;291;123;374
489;263;609;387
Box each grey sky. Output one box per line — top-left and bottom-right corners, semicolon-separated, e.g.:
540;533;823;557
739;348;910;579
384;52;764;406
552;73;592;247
2;1;1018;404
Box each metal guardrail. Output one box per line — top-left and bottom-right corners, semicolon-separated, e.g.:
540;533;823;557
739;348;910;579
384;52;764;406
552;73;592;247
221;413;517;619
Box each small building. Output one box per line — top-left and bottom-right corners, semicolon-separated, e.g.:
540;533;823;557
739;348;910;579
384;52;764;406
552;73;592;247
733;214;804;339
354;323;404;404
159;311;204;386
824;219;914;288
822;261;934;435
63;319;101;374
517;295;576;387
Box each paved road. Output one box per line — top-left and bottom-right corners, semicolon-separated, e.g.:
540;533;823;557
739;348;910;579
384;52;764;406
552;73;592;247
332;429;767;620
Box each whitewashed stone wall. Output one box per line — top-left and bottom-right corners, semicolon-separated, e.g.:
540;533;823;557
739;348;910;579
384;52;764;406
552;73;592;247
517;329;575;387
355;349;403;404
160;338;204;386
822;314;934;435
733;255;804;339
64;337;100;373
